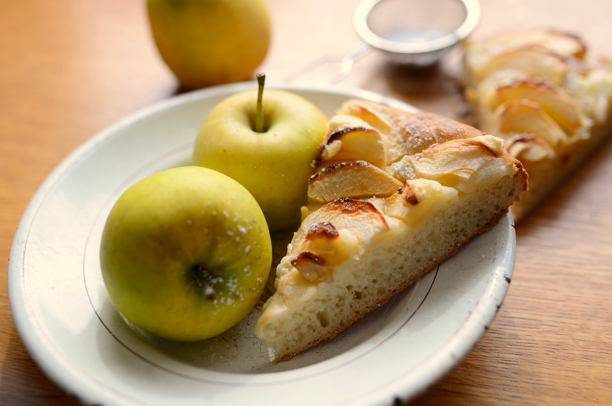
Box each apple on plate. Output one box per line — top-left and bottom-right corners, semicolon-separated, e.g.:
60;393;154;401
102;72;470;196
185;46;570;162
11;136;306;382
100;166;272;341
193;74;329;232
147;0;271;89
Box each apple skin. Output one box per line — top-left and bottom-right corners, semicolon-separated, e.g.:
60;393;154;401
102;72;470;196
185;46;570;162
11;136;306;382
100;166;272;341
193;90;329;232
147;0;271;89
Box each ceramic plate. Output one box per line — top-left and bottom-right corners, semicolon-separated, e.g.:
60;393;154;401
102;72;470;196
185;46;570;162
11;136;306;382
8;83;515;406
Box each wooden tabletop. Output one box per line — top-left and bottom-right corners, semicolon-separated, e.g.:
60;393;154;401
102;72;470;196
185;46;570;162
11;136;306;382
2;0;612;404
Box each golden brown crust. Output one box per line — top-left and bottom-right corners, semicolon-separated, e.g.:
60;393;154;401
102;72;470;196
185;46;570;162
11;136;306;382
507;159;530;197
357;100;486;154
397;112;486;150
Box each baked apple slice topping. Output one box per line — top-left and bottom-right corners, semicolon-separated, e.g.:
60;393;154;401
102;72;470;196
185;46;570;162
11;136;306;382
478;46;569;86
407;135;514;193
493;78;586;135
308;161;402;203
336;99;396;135
505;133;556;162
496;99;569;149
317;115;387;167
464;28;586;76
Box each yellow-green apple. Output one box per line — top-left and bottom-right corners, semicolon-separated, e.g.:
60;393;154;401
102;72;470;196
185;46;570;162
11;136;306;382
100;166;272;341
147;0;271;89
193;75;329;232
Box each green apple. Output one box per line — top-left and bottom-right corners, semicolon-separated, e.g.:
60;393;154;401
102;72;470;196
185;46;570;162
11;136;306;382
147;0;271;89
100;166;272;341
193;75;329;231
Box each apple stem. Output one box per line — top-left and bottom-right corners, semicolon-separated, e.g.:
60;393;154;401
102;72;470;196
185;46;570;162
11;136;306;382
255;73;265;133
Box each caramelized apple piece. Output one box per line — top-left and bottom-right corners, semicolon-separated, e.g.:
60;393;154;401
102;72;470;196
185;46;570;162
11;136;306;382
279;198;389;283
318;115;387;167
494;78;585;135
294;198;388;249
336;99;397;135
479;46;569;86
408;135;514;193
505;133;556;162
464;28;586;87
308;161;402;204
496;100;569;149
336;100;406;163
292;222;361;282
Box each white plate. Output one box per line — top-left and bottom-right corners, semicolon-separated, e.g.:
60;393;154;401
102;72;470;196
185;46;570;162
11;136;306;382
8;83;515;406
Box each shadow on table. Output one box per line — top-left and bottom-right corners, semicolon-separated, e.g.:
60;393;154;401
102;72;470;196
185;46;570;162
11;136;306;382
366;49;473;124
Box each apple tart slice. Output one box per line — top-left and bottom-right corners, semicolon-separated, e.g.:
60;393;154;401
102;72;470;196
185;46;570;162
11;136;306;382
462;28;612;222
254;100;528;362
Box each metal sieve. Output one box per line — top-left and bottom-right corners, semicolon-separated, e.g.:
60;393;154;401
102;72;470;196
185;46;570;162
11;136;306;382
284;0;481;84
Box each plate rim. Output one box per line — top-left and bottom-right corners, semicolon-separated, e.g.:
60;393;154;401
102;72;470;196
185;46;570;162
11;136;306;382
7;81;515;406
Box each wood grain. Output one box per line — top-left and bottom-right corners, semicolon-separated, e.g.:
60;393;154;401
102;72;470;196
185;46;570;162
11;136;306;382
1;0;612;404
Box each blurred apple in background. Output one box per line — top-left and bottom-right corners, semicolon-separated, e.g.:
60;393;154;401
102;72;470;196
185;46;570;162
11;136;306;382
193;74;329;232
147;0;271;89
100;166;272;341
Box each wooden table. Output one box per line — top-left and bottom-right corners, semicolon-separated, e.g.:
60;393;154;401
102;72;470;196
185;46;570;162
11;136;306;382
2;0;611;404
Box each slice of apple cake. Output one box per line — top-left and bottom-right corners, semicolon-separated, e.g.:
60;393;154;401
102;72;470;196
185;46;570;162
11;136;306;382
461;28;612;222
254;99;528;361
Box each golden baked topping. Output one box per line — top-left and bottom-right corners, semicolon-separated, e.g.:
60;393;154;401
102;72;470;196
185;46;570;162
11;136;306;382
318;115;387;167
308;161;402;203
407;135;512;193
505;134;555;162
397;112;485;155
336;100;396;134
494;78;585;135
496;99;569;149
